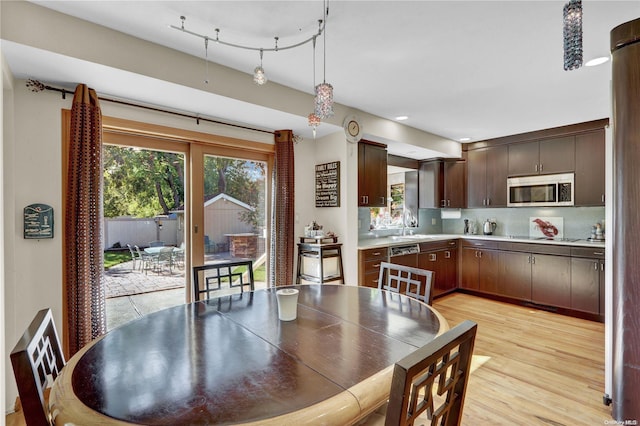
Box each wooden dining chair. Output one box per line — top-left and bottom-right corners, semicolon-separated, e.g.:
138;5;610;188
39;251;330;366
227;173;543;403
193;260;255;301
378;261;434;305
387;320;477;426
10;308;66;426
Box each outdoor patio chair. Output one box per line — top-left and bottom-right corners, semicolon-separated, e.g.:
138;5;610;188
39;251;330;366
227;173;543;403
172;242;185;269
127;244;138;270
192;261;255;301
204;235;215;253
135;245;155;274
154;246;175;274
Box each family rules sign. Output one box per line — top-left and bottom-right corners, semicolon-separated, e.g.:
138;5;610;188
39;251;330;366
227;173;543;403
315;161;340;207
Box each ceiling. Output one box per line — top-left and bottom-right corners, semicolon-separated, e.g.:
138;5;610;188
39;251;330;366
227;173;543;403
3;1;640;159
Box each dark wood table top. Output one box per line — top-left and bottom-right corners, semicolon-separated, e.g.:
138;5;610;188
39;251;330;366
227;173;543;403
50;285;447;425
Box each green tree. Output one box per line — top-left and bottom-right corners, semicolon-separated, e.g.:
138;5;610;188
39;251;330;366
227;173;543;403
103;145;184;218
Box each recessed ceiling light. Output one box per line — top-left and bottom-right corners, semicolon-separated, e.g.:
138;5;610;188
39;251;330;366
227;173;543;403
459;137;472;142
585;56;610;67
395;116;408;121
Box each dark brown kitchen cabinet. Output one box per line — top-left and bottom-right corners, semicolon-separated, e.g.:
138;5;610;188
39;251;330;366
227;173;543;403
497;251;532;300
358;247;388;288
358;141;387;207
418;240;458;298
419;159;466;208
508;136;575;177
531;253;571;309
467;145;508;208
575;129;606;206
459;240;499;292
570;246;606;317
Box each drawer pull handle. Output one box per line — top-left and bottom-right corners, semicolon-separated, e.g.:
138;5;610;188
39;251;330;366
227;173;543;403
373;252;381;256
429;254;437;261
373;263;380;268
445;251;451;258
593;252;604;255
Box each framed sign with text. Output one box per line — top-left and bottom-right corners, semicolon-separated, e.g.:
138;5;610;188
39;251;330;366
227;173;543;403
315;161;340;207
24;203;54;239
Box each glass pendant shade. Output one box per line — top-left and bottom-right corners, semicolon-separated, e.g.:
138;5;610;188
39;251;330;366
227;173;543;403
563;0;583;71
308;112;321;128
253;66;267;85
314;82;334;119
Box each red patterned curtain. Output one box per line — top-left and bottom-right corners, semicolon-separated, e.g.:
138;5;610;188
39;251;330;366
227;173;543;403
269;130;295;286
65;84;106;355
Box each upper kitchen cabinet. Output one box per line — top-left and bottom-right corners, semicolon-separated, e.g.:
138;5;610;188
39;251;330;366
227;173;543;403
508;136;575;177
419;159;466;209
575;129;606;206
358;141;387;207
467;145;508;208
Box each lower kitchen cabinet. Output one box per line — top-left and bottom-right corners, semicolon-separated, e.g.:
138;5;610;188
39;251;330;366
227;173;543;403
418;240;458;298
498;251;532;300
358;247;388;288
459;240;499;293
531;254;571;309
570;247;606;317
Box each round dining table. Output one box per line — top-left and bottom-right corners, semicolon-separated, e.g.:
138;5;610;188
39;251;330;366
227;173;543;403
49;284;448;425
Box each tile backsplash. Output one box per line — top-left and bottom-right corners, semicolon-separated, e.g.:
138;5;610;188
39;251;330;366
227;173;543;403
359;206;605;240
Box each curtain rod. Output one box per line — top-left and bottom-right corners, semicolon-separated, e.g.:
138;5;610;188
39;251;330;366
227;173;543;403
25;79;276;136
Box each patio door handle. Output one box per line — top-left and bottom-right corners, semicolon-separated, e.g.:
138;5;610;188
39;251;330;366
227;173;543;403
194;224;199;233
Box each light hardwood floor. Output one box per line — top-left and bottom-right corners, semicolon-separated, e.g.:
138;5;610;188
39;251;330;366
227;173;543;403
433;292;610;426
6;292;610;426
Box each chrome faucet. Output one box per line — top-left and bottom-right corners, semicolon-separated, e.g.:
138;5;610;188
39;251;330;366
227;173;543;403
402;208;417;236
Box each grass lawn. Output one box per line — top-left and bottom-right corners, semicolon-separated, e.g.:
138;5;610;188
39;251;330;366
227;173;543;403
104;251;132;269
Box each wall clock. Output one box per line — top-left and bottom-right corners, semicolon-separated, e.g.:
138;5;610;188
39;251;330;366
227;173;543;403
343;115;363;144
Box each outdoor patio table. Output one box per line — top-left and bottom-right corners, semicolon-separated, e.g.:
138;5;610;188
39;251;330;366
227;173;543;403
49;284;448;425
143;246;173;255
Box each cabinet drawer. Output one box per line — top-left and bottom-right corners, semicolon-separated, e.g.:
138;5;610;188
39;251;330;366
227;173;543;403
498;242;571;256
571;247;605;259
460;239;498;249
419;239;457;252
360;247;388;262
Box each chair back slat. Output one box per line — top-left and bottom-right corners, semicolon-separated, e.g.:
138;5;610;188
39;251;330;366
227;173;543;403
193;261;255;301
385;320;477;426
378;261;434;305
10;308;65;426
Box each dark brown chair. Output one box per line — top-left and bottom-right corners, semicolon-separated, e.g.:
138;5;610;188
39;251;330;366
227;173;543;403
378;261;434;305
385;320;478;426
10;308;66;426
193;260;255;301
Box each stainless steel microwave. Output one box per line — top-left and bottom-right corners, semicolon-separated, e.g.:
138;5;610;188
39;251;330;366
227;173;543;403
507;173;574;207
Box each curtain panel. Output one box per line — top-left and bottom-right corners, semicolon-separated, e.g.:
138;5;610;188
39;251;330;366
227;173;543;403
269;130;295;286
65;84;106;355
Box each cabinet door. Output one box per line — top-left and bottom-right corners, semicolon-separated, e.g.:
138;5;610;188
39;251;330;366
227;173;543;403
418;161;443;209
499;251;532;300
419;251;444;297
477;249;501;294
599;260;605;316
539;136;575;175
508;141;539;176
531;254;571;308
443;248;458;292
358;142;387;207
460;247;479;290
485;145;508;207
444;160;466;208
570;257;600;314
575;129;605;206
466;149;486;208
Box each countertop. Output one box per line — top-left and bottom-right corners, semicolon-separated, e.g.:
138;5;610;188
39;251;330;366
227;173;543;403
358;233;606;250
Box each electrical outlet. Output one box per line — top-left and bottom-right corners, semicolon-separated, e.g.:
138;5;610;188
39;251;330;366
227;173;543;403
432;218;437;225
